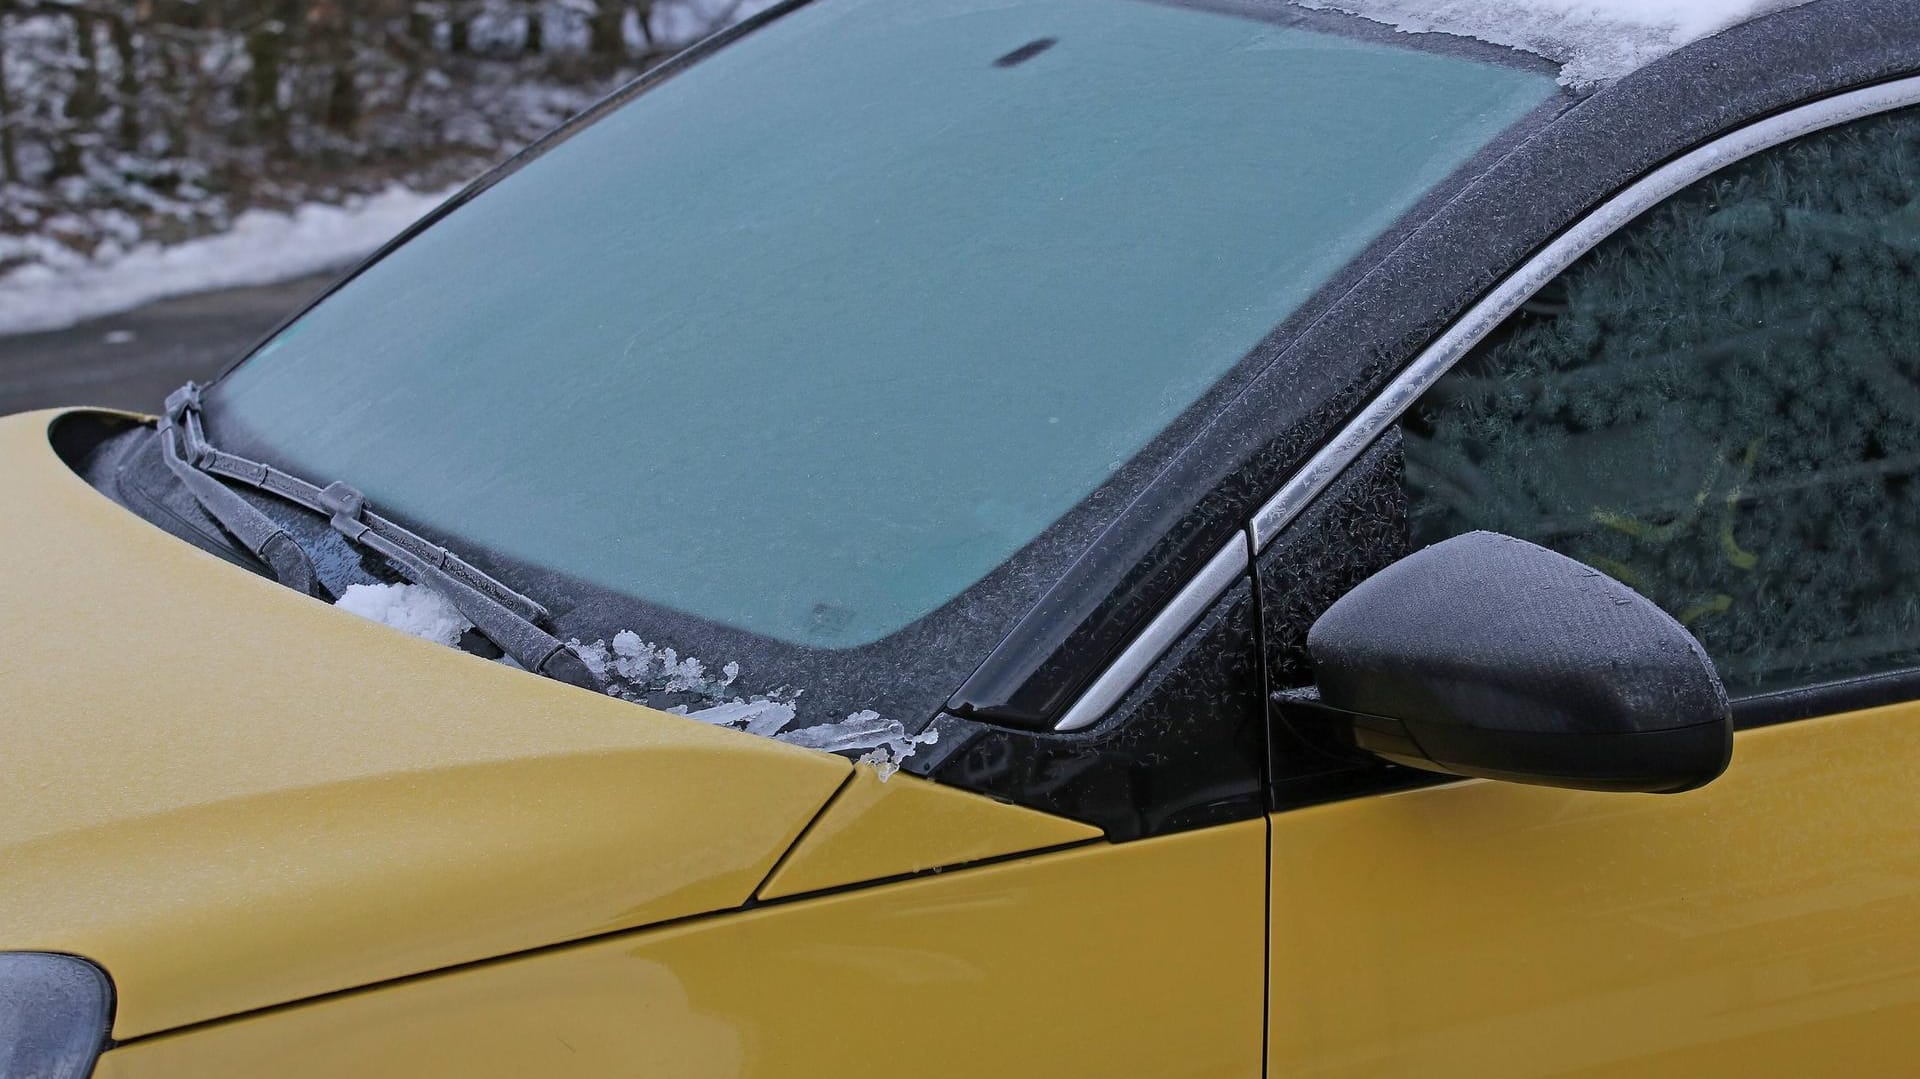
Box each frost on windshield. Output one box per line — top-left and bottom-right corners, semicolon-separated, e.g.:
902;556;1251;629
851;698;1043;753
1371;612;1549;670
566;633;936;779
335;582;473;647
1291;0;1816;87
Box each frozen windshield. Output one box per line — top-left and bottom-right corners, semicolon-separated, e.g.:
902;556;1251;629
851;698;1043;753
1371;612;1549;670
210;0;1555;649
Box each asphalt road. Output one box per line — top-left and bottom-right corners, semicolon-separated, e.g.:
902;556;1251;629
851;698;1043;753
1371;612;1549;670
0;271;340;416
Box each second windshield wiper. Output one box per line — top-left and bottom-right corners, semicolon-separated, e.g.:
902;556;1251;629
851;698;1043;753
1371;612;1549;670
160;382;599;690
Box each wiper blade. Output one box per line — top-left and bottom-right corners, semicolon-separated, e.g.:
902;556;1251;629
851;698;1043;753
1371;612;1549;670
159;396;321;597
161;382;599;690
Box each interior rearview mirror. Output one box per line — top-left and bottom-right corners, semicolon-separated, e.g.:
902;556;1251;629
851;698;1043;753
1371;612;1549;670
1285;531;1732;793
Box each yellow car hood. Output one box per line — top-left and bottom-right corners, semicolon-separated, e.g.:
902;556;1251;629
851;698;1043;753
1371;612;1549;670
0;410;851;1039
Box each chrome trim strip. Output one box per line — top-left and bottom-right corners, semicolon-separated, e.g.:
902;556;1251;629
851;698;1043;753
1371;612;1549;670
1053;532;1250;732
1055;75;1920;733
1251;74;1920;551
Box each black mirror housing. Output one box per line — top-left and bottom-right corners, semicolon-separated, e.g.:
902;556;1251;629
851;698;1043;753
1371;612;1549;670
1300;531;1732;793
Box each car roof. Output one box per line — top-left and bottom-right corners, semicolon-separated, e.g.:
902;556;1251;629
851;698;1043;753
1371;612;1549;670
1281;0;1822;88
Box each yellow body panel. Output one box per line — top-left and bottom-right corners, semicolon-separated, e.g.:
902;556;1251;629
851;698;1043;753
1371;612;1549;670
1267;702;1920;1077
96;820;1265;1079
757;767;1104;899
0;410;850;1038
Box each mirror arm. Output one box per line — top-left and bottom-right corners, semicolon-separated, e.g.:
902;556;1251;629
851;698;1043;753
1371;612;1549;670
1272;689;1432;771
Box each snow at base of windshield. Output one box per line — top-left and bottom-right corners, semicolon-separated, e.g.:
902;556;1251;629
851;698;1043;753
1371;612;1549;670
1291;0;1815;87
568;632;936;780
329;600;936;778
335;582;473;647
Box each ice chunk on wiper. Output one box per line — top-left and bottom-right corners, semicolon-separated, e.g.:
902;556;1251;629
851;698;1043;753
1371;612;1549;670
774;710;904;752
688;698;798;736
570;630;938;778
776;709;938;758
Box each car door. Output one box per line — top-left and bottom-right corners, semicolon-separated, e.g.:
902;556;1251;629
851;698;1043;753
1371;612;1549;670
1260;89;1920;1075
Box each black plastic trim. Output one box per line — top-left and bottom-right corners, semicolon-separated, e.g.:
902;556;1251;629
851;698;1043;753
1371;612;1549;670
913;577;1267;840
47;411;143;474
1734;668;1920;730
0;951;116;1076
1282;694;1732;794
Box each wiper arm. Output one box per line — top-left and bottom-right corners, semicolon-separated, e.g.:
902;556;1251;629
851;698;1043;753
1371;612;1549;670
160;392;321;596
160;382;599;690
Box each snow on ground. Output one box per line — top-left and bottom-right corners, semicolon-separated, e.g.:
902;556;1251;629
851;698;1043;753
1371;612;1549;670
334;582;474;647
0;184;459;335
1293;0;1816;87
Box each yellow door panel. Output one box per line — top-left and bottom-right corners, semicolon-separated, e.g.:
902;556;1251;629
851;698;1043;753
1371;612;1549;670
98;821;1266;1079
757;767;1105;900
0;410;850;1038
1267;702;1920;1077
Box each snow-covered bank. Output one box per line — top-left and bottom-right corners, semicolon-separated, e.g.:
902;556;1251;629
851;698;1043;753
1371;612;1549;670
0;184;459;336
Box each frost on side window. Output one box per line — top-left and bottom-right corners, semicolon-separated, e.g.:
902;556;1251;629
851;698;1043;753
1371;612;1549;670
1402;107;1920;695
1291;0;1817;87
567;632;936;779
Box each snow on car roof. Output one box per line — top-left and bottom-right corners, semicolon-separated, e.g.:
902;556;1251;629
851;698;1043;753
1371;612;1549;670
1291;0;1819;88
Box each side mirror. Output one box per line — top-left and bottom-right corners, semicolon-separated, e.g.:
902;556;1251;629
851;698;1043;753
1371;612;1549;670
1287;531;1732;793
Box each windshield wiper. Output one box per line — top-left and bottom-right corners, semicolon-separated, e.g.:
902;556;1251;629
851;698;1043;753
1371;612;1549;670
160;382;599;690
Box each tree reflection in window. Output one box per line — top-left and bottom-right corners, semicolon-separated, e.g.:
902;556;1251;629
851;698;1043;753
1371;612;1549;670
1405;108;1920;695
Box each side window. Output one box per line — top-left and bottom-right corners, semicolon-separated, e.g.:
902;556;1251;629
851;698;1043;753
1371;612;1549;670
1403;108;1920;698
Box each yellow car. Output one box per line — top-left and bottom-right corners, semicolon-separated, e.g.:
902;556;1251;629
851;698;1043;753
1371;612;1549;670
8;0;1920;1075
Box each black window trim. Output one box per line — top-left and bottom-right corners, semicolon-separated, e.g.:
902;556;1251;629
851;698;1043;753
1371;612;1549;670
1056;72;1920;735
1734;669;1920;730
